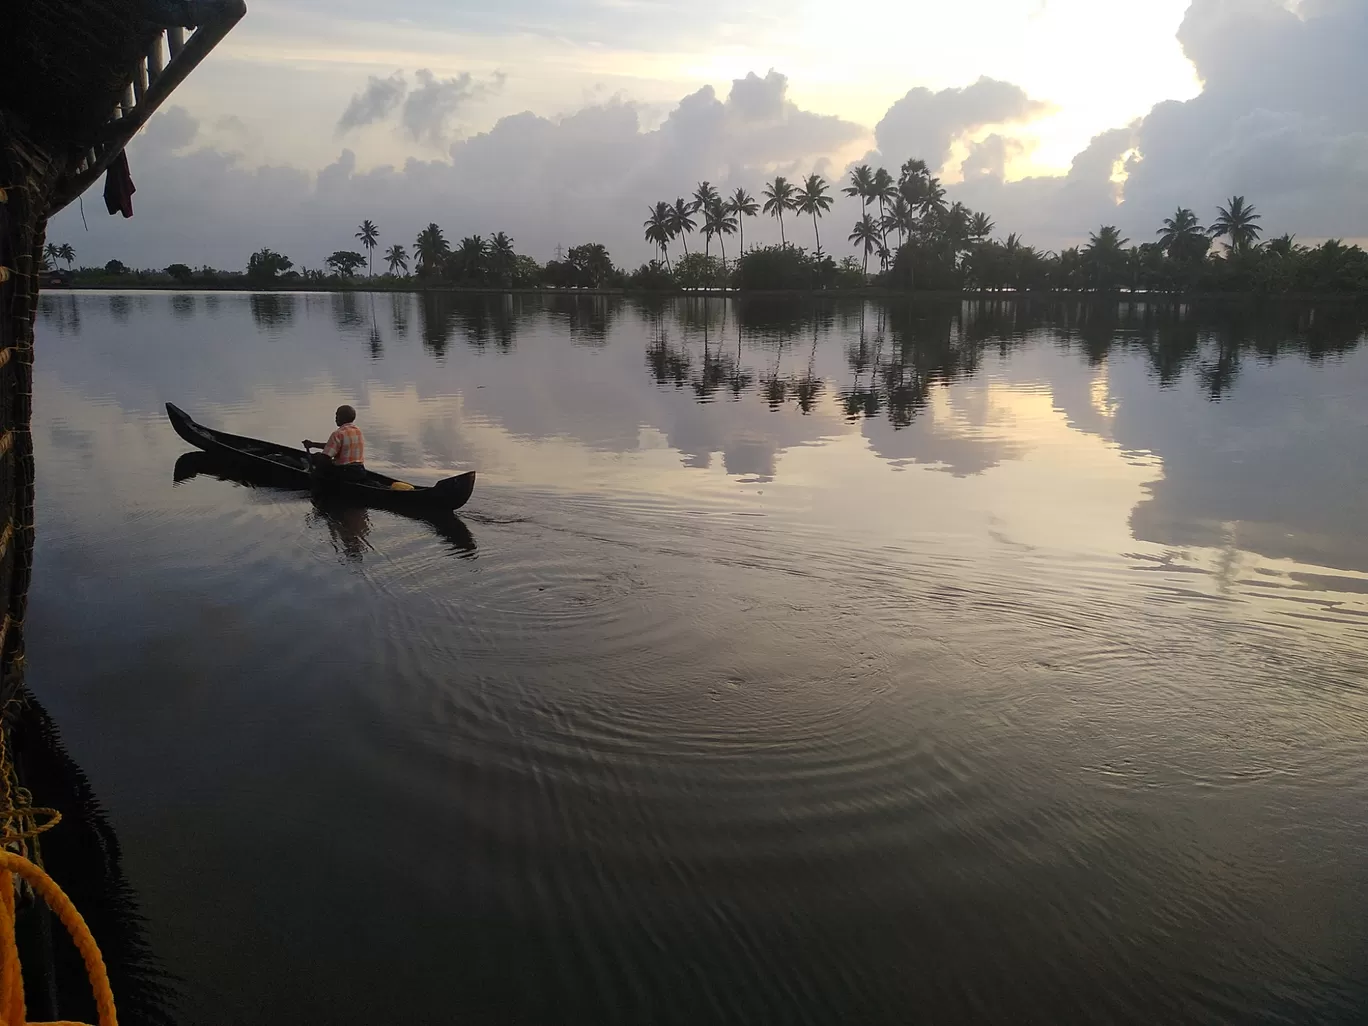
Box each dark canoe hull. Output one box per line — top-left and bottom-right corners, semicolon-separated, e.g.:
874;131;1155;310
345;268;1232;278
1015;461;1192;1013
165;403;476;512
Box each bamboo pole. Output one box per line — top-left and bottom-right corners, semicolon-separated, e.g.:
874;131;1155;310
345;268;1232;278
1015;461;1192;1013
132;55;147;106
146;35;165;83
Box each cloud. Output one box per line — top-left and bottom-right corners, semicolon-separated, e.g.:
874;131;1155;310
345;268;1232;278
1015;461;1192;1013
967;0;1368;245
214;115;249;136
401;69;505;146
49;4;1368;274
142;105;199;152
959;134;1028;182
55;70;868;271
337;72;407;134
872;77;1053;175
728;70;787;122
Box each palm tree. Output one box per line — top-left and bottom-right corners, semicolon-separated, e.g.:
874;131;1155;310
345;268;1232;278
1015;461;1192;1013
1087;225;1129;253
899;158;929;185
917;178;947;219
693;182;720;254
667;197;698;255
939;202;975;268
849;213;880;277
703;201;738;271
794;174;833;255
644;202;674;271
1265;233;1301;258
968;212;995;242
843;165;875;217
1084;225;1130;290
762;176;796;246
871;166;896;249
490;231;516;285
457;235;489;281
883;196;916;250
43;243;60;269
384;243;409;275
1156;207;1206;255
57;243;76;268
1210;196;1262;252
727;188;759;256
414;223;449;276
355;219;380;276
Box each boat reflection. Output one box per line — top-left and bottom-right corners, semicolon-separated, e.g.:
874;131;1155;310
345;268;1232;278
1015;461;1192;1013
172;451;477;558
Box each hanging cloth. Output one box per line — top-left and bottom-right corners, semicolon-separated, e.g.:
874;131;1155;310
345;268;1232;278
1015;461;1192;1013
103;150;136;218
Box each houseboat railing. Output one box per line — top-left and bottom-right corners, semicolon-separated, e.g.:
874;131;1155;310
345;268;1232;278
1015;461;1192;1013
49;0;247;214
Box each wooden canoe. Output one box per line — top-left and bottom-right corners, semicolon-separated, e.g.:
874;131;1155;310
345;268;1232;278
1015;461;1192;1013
166;403;476;512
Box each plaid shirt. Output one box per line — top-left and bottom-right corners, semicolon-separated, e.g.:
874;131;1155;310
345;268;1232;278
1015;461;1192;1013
323;423;365;465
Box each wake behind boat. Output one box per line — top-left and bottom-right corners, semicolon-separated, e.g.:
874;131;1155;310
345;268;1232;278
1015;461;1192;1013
165;403;476;512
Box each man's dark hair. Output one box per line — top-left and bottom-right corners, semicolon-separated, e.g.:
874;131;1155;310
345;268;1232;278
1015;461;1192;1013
336;404;357;424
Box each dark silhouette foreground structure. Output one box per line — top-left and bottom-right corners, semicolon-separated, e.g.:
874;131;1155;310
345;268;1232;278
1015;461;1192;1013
0;0;245;705
1;6;242;1017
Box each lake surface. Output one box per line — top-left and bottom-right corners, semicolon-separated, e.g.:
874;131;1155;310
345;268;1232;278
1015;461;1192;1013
28;290;1368;1024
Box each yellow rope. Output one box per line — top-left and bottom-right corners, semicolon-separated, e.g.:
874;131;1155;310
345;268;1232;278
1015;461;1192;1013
0;852;117;1026
0;720;116;1026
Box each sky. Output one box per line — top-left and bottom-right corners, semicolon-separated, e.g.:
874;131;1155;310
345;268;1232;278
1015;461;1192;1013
48;0;1368;270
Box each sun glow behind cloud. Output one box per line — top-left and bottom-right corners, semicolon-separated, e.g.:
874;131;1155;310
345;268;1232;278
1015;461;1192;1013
186;0;1200;178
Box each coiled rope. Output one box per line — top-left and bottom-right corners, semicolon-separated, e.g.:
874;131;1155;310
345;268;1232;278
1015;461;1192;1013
0;719;116;1025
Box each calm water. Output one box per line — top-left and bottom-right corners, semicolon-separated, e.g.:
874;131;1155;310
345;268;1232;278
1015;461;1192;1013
28;291;1368;1024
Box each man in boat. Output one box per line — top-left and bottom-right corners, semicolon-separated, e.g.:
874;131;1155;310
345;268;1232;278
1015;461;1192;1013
304;405;367;481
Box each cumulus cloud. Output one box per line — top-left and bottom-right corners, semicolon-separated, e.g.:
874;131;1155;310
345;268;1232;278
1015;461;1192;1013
970;0;1368;244
959;134;1027;182
142;105;199;151
401;69;506;145
56;70;868;271
337;71;407;133
872;77;1053;174
49;4;1368;272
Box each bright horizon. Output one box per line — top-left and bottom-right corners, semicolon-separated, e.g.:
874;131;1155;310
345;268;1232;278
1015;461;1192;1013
48;0;1368;270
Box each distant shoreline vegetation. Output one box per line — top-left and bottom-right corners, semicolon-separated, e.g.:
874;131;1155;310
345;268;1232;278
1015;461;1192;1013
41;160;1368;296
39;280;1368;304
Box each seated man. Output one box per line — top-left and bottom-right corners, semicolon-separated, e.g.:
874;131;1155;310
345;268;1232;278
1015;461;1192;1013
305;404;367;481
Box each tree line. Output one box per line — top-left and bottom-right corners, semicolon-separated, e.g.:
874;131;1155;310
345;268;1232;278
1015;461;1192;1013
641;162;1367;294
43;161;1368;294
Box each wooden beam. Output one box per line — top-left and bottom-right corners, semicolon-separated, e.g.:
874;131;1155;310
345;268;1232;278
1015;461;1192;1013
48;1;248;214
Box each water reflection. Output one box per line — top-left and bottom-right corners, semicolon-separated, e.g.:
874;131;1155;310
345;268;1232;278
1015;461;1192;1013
171;451;477;559
309;502;373;563
7;692;175;1024
249;293;294;331
549;294;617;346
418;293;529;358
33;290;1368;575
332;292;363;333
26;289;1368;1023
